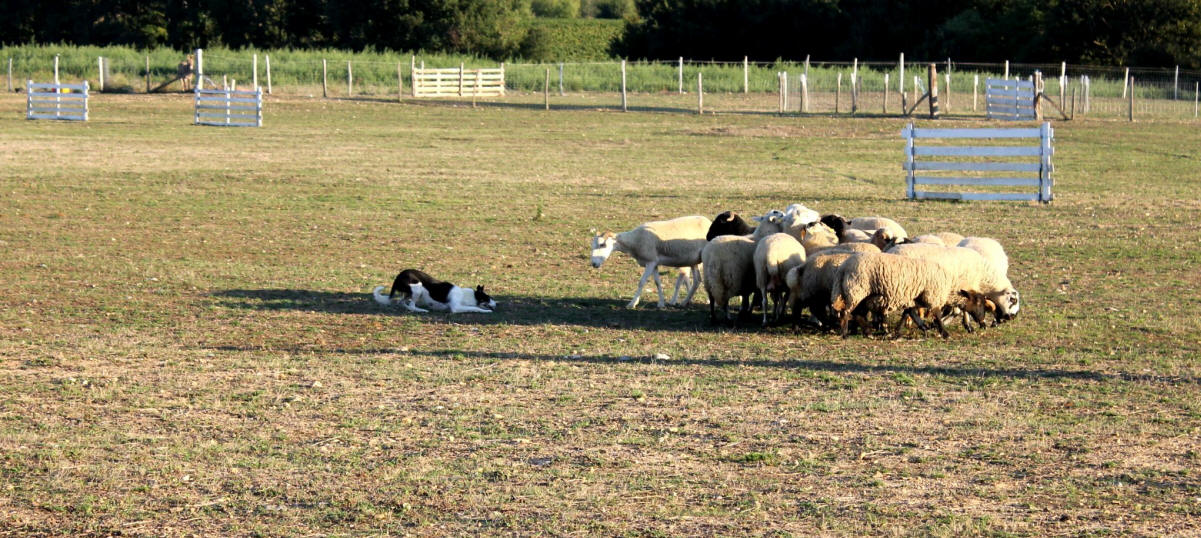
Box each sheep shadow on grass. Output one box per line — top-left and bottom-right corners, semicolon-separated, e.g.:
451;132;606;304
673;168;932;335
209;288;732;332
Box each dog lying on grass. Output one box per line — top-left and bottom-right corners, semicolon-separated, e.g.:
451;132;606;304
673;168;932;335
373;268;496;314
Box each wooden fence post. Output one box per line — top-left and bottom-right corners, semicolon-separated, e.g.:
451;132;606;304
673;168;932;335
944;72;950;112
1122;67;1129;98
1174;65;1179;99
7;58;12;92
1033;71;1043;121
928;63;939;118
1003;60;1009;80
473;70;481;107
410;56;417;98
743;56;749;94
1070;86;1076;120
899;52;906;112
458;62;464;97
253;53;258;90
800;74;808;113
1195;81;1198;118
54;55;59;85
678;57;683;94
883;73;889;114
544;68;550;110
1128;77;1134;122
145;55;150;93
558;63;564;96
804;55;810;78
852;59;858;113
265;54;272;94
697;72;703;114
836;72;841;113
97;57;104;92
1059;61;1066;105
621;59;627;112
322;59;327;98
783;71;788;111
778;72;783;113
348;60;353;97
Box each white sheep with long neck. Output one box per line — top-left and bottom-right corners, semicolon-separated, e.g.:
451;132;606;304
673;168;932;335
589;215;712;309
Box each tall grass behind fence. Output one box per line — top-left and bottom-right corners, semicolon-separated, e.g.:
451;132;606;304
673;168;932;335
3;45;1199;120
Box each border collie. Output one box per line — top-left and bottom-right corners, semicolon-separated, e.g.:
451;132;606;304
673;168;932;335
372;269;496;314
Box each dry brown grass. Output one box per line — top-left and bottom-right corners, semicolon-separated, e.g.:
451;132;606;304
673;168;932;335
1;92;1199;536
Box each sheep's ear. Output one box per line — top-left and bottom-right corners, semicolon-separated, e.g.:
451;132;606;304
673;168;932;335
769;215;781;223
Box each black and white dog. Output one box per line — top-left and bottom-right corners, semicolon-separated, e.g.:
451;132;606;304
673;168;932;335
372;269;496;314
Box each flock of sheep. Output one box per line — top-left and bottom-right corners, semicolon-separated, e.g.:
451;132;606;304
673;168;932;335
589;205;1021;338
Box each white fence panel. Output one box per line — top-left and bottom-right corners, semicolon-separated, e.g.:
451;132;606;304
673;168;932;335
194;87;262;127
902;122;1054;203
413;66;505;98
986;78;1036;120
27;80;89;121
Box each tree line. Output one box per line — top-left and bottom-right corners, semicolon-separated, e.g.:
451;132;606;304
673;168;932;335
1;0;1198;68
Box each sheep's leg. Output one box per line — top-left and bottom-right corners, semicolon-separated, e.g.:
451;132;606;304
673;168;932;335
628;262;658;309
668;270;686;306
772;290;788;325
930;311;951;338
680;265;702;306
651;267;666;308
838;309;852;338
761;286;771;327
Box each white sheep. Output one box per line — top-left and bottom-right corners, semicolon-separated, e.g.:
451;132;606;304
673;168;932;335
886;243;1011;331
785;243;882;326
589;215;711;309
800;222;841;255
849;216;908;239
957;236;1010;276
702;235;758;325
830;252;960;338
910;232;966;247
700;213;788;325
753;232;806;326
821;214;908;244
956;237;1018;322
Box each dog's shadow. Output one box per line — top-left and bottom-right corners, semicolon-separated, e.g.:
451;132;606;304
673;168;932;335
209;288;717;331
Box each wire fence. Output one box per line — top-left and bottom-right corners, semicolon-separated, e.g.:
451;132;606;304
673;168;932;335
5;50;1200;121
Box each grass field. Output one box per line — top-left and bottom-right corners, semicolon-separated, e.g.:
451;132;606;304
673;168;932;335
2;92;1200;536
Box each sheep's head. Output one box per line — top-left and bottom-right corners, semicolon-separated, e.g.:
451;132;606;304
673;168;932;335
707;211;754;240
784;204;820;229
871;229;902;251
987;288;1021;324
957;290;992;328
751;211;787;238
819;213;850;236
589;230;617;268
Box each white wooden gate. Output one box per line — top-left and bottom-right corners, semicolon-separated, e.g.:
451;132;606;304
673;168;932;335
26;80;89;121
412;65;505;98
194;87;262;127
986;78;1036;120
902;123;1054;203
